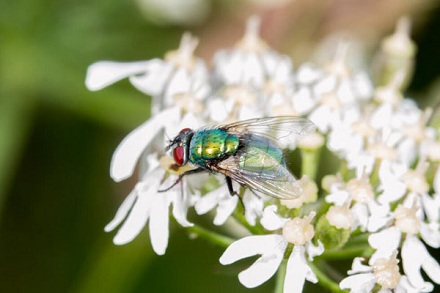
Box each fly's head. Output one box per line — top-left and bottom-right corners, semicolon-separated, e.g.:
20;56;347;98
165;128;193;166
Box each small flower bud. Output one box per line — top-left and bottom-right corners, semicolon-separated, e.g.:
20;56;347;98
236;16;268;53
165;33;199;70
404;108;431;142
374;72;404;105
352;119;376;139
367;142;397;161
375;16;416;89
326;204;353;230
223;85;256;105
373;251;401;289
403;161;429;194
282;212;316;245
346;175;374;204
174;93;204;113
394;204;420;235
321;174;342;193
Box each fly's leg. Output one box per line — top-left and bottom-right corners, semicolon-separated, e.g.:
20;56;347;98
226;176;239;197
158;168;205;192
226;176;245;210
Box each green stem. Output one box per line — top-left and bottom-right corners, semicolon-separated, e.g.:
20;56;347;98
370;159;381;188
186;224;235;248
318;245;374;260
301;148;321;181
274;258;288;293
309;262;346;293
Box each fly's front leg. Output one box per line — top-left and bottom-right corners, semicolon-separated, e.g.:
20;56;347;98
158;168;205;192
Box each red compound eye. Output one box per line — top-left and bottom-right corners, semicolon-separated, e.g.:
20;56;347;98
173;146;185;166
180;128;191;133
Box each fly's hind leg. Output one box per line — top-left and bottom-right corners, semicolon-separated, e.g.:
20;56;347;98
226;176;245;209
226;176;239;197
158;168;205;192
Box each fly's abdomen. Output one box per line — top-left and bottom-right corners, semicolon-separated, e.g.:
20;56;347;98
189;129;239;164
238;135;285;173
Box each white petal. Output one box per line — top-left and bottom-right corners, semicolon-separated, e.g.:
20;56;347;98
308;105;333;133
420;222;440;248
110;106;180;182
219;235;286;265
242;53;264;86
314;76;336;97
243;190;265;226
207;98;229;123
260;205;288;231
238;251;285;288
326;185;350;206
348;257;372;274
104;187;138;232
293;87;315;114
85;60;152;91
214;195;238;226
149;190;170;255
195;189;221;215
402;235;440;290
296;63;321;84
370;104;393;129
305;240;324;260
351;203;368;231
112;186;155;245
339;273;376;293
377;161;407;205
421;252;440;284
129;60;173;96
422;193;440;223
170;182;193;228
367;200;392;232
397;138;416;166
368;227;401;264
352;72;373;100
397;275;430;293
220;235;286;288
284;245;316;293
337;79;355;104
163;68;192;106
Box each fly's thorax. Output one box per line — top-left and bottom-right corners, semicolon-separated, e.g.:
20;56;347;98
189;129;239;164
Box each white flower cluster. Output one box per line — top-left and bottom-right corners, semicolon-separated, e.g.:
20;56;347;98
86;16;440;293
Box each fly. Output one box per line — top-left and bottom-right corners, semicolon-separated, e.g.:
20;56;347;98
159;116;315;199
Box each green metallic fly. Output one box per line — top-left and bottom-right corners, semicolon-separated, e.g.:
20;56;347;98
160;116;315;199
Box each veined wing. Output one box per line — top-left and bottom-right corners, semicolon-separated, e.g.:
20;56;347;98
216;116;315;148
211;138;302;199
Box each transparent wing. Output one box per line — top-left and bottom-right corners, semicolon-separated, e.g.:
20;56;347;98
211;139;302;199
216;116;315;148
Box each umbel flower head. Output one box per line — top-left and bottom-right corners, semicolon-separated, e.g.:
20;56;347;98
86;15;440;293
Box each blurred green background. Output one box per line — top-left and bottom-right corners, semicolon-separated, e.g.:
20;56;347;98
1;0;440;292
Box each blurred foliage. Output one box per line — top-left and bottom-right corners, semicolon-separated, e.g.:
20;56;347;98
0;0;439;292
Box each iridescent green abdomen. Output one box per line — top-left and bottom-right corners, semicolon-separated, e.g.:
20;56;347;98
189;129;239;164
